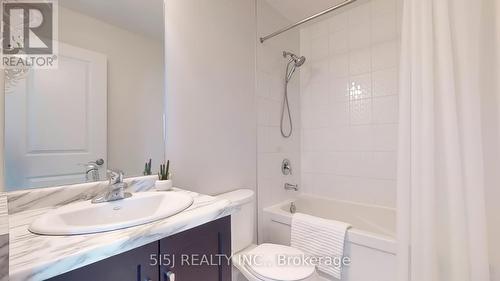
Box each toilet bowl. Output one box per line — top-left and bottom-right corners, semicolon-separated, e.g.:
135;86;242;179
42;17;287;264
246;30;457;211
217;190;318;281
232;243;317;281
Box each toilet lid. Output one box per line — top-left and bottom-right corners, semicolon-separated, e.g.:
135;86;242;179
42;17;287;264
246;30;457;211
243;244;315;281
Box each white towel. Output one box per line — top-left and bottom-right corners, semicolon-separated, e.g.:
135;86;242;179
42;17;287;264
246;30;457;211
291;213;351;280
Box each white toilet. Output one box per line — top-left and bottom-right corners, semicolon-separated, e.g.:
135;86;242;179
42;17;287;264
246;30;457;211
217;189;317;281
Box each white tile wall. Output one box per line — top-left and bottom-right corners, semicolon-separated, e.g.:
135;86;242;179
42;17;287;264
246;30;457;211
299;0;401;208
257;0;301;243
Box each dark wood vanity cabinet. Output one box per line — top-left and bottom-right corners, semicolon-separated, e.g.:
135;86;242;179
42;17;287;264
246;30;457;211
159;215;231;281
48;216;231;281
48;241;159;281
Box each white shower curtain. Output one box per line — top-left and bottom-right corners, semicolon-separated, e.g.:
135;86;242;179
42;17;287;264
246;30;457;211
397;0;497;280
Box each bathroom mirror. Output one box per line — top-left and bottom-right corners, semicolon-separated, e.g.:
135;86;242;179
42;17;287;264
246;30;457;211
3;0;166;191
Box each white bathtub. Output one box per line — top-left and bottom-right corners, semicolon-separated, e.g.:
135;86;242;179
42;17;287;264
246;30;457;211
262;194;397;281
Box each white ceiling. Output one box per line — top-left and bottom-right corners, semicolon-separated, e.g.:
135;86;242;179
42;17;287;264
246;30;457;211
59;0;164;41
263;0;345;22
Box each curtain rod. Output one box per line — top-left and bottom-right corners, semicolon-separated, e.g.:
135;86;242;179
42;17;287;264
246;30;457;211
259;0;358;43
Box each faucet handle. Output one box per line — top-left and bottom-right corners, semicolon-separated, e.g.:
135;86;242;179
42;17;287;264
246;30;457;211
107;169;124;184
282;159;292;175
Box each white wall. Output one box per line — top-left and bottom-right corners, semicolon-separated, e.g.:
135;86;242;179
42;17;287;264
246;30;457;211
59;7;165;177
299;0;402;208
0;71;3;192
164;0;256;195
484;0;500;278
256;0;301;243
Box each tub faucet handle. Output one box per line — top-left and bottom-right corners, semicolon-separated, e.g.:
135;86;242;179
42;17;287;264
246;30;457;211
282;159;292;175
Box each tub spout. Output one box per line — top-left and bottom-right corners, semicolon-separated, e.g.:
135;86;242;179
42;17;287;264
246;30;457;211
284;183;299;191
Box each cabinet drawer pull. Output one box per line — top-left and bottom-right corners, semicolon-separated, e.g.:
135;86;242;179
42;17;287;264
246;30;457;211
164;271;175;281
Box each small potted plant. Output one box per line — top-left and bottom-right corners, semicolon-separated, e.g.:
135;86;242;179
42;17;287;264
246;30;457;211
143;158;152;175
156;160;172;191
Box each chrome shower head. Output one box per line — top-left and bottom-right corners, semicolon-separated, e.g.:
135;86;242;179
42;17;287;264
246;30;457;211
283;51;306;67
294;55;306;67
283;51;306;82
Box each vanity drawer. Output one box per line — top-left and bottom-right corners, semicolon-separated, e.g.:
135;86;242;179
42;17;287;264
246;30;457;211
48;241;158;281
46;217;231;281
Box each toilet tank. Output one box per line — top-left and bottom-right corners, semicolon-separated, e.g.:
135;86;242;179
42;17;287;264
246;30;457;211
216;189;255;253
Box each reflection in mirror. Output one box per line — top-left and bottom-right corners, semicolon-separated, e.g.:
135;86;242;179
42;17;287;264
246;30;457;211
4;0;165;191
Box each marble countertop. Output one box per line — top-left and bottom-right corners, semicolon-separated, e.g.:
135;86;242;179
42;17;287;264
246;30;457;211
9;188;238;281
0;195;7;236
0;194;8;281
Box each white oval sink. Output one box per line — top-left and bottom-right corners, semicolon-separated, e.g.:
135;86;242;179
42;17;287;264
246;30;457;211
29;192;194;235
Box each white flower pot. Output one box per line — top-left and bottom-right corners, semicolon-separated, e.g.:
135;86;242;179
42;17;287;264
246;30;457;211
156;180;173;191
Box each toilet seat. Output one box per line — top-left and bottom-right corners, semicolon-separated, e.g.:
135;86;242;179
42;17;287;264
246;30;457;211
239;243;316;281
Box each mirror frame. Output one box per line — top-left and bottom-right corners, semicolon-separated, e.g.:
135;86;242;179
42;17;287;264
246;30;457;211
0;1;168;192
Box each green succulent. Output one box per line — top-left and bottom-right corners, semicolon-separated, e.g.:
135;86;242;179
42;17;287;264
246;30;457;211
159;160;170;181
143;158;152;176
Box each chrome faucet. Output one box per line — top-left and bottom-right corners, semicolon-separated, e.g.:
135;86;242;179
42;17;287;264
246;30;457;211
83;159;104;182
284;183;299;191
91;170;131;204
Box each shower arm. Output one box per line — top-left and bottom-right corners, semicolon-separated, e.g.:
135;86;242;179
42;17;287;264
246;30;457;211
259;0;357;43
